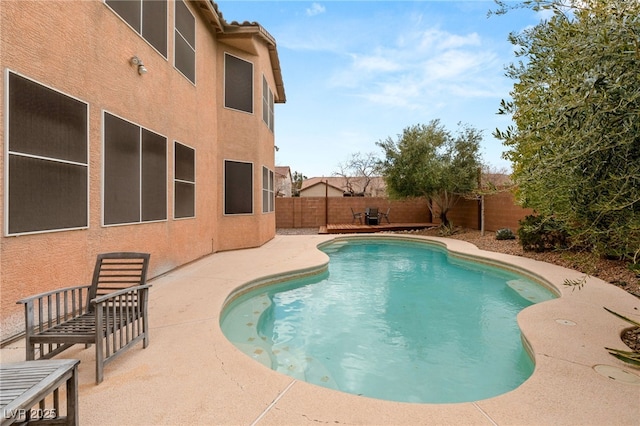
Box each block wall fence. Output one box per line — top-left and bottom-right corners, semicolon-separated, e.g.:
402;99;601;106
276;191;533;232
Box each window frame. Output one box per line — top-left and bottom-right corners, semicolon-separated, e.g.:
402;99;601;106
262;75;274;132
224;53;254;114
174;141;196;219
5;69;90;236
262;166;275;213
174;0;196;84
102;111;168;227
223;159;254;215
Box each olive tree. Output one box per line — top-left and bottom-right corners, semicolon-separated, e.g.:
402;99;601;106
377;120;483;227
493;0;640;259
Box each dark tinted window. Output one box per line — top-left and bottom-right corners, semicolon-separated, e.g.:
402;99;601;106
175;34;195;83
175;0;194;46
106;0;167;57
224;160;253;214
7;72;88;234
175;181;195;218
9;73;87;163
142;0;167;56
225;54;253;113
174;142;195;219
104;114;141;225
262;76;274;132
174;0;195;82
105;0;141;32
104;113;167;225
175;142;195;181
262;166;274;213
142;129;167;221
8;156;88;234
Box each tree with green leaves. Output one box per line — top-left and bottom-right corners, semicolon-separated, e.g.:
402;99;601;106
377;120;483;227
493;0;640;259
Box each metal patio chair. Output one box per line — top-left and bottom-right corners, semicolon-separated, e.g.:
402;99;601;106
378;207;391;224
351;208;363;224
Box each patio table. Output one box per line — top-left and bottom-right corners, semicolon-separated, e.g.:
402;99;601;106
1;359;79;426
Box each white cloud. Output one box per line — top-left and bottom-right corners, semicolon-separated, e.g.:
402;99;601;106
306;3;326;17
351;52;401;73
416;29;482;51
423;49;497;80
328;25;504;111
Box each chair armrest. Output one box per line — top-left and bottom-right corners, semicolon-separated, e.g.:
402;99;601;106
90;284;152;306
18;285;93;338
17;285;91;305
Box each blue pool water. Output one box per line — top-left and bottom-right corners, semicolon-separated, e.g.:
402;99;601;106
220;239;556;403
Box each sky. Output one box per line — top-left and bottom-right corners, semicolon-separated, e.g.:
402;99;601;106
216;1;547;178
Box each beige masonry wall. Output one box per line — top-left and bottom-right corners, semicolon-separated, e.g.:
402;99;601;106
483;191;535;231
0;1;278;340
432;192;534;231
276;197;432;228
276;191;532;232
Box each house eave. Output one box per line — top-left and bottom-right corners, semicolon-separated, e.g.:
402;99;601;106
194;1;286;103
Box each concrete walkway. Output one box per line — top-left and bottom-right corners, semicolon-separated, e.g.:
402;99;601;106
2;234;639;425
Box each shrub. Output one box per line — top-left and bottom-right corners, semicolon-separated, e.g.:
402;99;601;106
495;228;516;240
517;215;569;252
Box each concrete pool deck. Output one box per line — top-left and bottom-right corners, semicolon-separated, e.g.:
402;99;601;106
2;234;639;425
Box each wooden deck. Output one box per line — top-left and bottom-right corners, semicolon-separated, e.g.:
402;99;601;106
319;223;438;234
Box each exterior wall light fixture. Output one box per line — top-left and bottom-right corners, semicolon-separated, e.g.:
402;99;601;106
130;56;147;75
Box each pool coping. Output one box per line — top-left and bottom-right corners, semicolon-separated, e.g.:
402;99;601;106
2;233;639;425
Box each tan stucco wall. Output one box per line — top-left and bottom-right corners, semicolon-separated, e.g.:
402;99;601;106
215;40;277;251
301;185;344;197
0;0;278;340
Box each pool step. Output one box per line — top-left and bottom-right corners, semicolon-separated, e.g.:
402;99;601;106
272;346;338;389
235;342;274;368
322;241;350;254
507;279;554;304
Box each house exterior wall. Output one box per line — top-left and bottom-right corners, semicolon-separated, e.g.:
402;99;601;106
300;184;344;197
300;176;387;197
277;175;292;197
0;1;281;341
215;41;277;250
275;167;292;197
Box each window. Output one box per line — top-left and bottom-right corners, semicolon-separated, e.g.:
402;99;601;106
105;0;167;57
6;71;88;235
262;166;274;213
224;160;253;215
262;76;274;132
224;54;253;113
174;0;195;83
103;113;167;225
174;142;195;218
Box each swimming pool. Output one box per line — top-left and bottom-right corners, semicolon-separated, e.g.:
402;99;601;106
221;238;556;403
